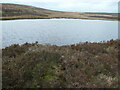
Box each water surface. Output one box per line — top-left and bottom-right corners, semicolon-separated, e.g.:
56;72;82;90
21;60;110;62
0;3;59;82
2;19;118;48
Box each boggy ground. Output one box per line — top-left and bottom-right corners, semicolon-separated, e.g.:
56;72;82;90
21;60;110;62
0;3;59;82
2;40;119;88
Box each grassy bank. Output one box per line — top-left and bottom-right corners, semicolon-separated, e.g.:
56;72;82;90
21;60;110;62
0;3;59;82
2;40;119;88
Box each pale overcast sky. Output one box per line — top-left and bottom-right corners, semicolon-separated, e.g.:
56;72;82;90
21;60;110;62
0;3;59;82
0;0;119;13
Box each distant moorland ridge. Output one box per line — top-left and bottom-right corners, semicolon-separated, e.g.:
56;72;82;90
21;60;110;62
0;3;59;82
0;3;119;21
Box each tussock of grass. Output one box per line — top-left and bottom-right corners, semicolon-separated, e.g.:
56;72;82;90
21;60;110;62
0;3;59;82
2;40;119;88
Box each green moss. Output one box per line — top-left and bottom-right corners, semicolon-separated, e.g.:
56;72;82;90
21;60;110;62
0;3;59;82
43;73;53;80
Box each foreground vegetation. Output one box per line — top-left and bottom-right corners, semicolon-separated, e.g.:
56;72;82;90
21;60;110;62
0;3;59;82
2;40;119;88
1;3;119;21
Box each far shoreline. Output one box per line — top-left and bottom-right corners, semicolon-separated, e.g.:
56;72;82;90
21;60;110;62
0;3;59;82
0;17;119;21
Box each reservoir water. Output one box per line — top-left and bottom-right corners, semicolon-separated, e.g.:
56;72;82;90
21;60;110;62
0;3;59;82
1;19;118;48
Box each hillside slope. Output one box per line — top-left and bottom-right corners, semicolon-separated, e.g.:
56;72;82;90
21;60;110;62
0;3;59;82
1;3;119;21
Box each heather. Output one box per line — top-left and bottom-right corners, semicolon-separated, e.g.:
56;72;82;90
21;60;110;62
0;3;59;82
2;40;119;88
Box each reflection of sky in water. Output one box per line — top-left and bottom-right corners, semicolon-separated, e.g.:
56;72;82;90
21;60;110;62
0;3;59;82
2;19;118;48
